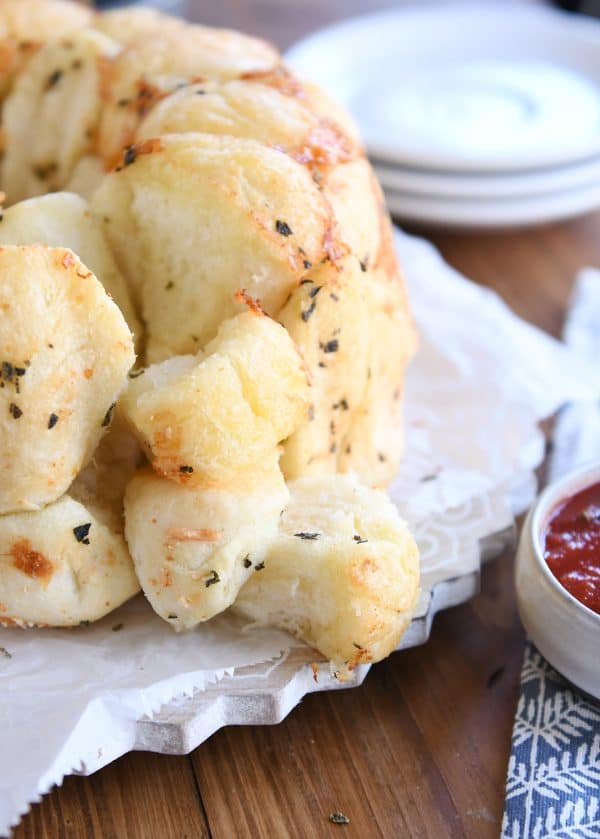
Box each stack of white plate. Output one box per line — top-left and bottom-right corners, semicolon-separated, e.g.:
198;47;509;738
286;2;600;228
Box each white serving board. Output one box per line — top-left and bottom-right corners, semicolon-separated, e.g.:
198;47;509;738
72;476;527;770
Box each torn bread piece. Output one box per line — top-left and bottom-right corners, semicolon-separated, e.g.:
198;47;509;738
91;133;333;362
1;29;119;204
70;410;143;535
0;493;139;628
233;474;420;676
0;192;142;345
0;244;134;513
124;463;288;629
120;309;310;486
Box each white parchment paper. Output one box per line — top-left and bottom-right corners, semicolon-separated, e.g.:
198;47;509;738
1;229;598;836
395;231;598;522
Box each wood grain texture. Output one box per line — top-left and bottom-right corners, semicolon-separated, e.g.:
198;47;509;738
13;752;209;839
190;546;523;839
417;213;600;338
12;1;600;837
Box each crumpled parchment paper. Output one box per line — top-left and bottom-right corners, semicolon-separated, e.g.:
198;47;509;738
1;228;597;836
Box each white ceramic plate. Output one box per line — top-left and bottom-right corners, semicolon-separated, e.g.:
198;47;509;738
383;178;600;228
286;2;600;172
374;155;600;200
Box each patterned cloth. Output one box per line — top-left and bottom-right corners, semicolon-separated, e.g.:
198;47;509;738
502;642;600;839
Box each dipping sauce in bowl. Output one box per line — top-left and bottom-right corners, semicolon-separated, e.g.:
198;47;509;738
516;463;600;698
544;480;600;615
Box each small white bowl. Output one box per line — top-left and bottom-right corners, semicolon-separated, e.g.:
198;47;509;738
515;462;600;699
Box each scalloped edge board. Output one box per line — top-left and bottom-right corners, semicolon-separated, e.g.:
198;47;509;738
123;481;522;759
68;478;531;778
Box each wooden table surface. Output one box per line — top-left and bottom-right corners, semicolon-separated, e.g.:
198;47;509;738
14;2;600;837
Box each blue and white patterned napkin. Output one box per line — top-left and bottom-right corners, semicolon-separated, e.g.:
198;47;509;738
502;643;600;839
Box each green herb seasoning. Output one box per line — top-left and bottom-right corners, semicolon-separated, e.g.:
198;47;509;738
205;570;220;588
329;811;350;825
45;69;63;90
123;146;138;166
73;523;92;545
101;403;116;428
275;219;293;236
301;301;316;322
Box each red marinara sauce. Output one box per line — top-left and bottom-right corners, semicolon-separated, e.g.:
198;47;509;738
543;481;600;615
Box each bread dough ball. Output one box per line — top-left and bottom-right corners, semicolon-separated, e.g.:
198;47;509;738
97;24;280;165
137;79;357;167
0;0;93;99
279;249;417;487
124;464;288;629
339;263;417;486
120;310;310;486
234;474;420;674
320;159;382;264
0;0;92;43
279;256;370;479
91;133;334;362
1;29;119;204
0;244;134;513
0;493;139;628
0;191;142;345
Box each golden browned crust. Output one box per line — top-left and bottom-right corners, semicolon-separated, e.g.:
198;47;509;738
11;538;53;583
